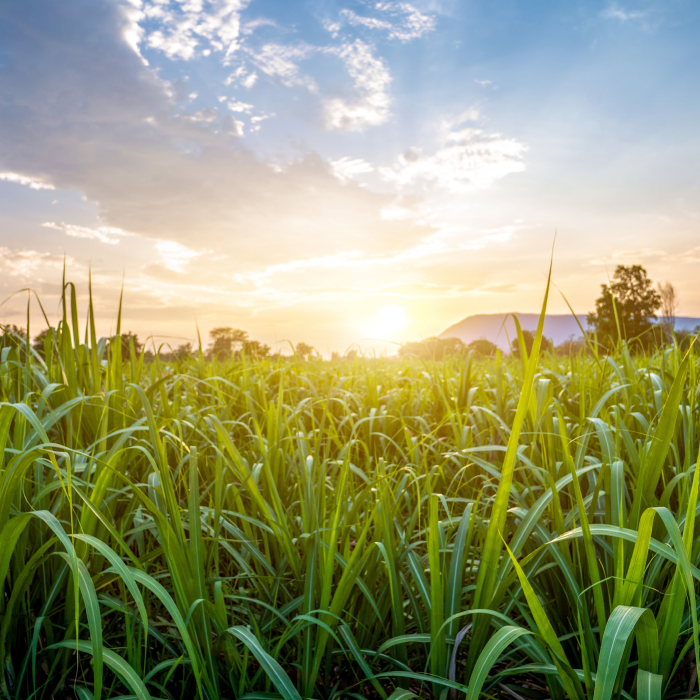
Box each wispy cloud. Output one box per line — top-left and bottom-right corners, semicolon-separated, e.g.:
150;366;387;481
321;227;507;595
589;247;666;265
330;156;374;182
42;221;135;245
600;4;647;22
137;0;250;61
666;246;700;263
0;247;71;277
382;127;527;191
155;240;203;272
0;172;55;190
339;2;435;43
247;43;318;90
324;40;392;130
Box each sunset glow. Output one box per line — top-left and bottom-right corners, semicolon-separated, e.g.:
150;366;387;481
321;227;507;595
1;1;699;351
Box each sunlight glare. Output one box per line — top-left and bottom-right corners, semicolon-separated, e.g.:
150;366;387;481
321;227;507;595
363;305;409;340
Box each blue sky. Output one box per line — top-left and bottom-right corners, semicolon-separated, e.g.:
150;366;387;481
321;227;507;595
1;0;699;353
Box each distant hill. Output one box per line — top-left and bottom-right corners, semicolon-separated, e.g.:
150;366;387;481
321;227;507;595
440;313;700;351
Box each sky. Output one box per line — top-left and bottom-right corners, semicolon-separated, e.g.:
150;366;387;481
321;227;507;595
1;0;700;355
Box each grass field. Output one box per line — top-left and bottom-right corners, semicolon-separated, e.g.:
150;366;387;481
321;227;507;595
1;280;700;700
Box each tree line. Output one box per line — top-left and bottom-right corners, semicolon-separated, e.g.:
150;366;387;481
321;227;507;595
398;264;694;359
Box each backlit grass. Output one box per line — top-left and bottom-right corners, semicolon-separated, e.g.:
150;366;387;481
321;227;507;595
1;278;699;700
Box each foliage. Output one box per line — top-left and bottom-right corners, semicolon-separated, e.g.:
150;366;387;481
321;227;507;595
240;339;271;358
658;281;679;328
509;329;553;357
0;324;26;349
2;283;700;700
466;338;498;357
207;327;249;359
399;336;465;359
295;341;315;359
119;331;144;360
588;264;661;347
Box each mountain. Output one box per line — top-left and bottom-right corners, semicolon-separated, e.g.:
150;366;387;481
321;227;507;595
440;313;700;350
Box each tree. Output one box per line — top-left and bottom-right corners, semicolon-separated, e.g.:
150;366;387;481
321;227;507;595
0;324;26;349
207;327;248;359
31;328;55;358
240;340;270;358
466;338;498;358
510;330;553;358
295;342;315;360
588;265;661;346
398;337;465;360
120;332;144;361
657;281;678;329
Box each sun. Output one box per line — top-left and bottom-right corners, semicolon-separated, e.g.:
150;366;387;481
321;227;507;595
362;305;410;340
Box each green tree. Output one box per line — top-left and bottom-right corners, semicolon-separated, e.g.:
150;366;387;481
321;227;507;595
588;264;661;346
295;342;315;360
120;332;144;361
240;340;271;358
466;338;498;358
510;330;553;358
0;324;26;349
398;337;465;360
207;327;248;359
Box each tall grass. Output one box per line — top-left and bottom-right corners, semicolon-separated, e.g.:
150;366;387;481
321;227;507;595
0;280;699;700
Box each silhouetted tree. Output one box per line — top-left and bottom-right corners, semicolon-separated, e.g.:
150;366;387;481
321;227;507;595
31;328;56;358
658;281;678;329
588;265;661;347
120;332;143;361
466;338;498;358
295;342;315;360
0;324;26;348
510;330;553;358
207;327;248;359
240;340;270;358
399;337;465;360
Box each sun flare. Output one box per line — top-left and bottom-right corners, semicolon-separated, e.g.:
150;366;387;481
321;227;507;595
362;304;410;340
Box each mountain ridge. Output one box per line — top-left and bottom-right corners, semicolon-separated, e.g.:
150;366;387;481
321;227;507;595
440;313;700;350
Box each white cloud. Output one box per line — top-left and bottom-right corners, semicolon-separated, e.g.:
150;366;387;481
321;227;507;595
600;4;647;22
0;247;70;277
671;246;700;262
139;0;250;61
0;172;55;190
42;221;135;245
225;65;258;87
324;40;391;130
227;99;253;112
322;19;342;38
247;43;318;90
339;2;435;43
330;156;374;182
155;240;203;272
382;128;527;191
0;0;428;274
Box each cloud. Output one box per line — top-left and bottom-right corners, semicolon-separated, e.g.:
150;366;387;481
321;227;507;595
330;157;374;182
666;246;700;263
155;240;203;272
382;128;527;191
138;0;250;61
42;221;135;245
589;247;667;265
246;43;318;90
600;4;647;22
0;172;55;190
324;40;392;130
0;0;425;268
0;247;71;277
336;2;436;43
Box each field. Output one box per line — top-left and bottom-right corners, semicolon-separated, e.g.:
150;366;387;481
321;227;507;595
1;284;700;700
